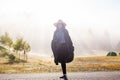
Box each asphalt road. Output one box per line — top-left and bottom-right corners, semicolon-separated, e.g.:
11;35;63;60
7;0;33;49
0;71;120;80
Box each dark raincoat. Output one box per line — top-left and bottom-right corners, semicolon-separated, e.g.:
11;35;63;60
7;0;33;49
51;28;74;64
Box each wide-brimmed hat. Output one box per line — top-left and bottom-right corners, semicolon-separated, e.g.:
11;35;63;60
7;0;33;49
54;20;66;27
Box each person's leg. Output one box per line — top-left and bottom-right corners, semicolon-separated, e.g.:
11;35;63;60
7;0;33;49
60;62;68;80
61;62;66;74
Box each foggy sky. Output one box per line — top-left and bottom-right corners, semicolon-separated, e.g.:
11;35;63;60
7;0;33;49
0;0;120;57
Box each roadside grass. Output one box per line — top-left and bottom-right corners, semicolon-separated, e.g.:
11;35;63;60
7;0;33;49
0;54;120;73
67;56;120;72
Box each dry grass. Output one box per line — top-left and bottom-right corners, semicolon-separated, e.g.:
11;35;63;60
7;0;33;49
68;56;120;71
0;55;120;73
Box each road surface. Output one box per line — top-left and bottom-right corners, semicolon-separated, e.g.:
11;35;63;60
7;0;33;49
0;71;120;80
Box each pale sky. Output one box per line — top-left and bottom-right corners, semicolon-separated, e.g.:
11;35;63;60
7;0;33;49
0;0;120;57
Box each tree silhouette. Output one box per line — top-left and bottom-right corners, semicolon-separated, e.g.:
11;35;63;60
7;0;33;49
0;32;13;51
13;37;24;59
23;41;31;61
0;32;31;61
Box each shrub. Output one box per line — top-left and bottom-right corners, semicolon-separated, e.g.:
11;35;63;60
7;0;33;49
119;53;120;56
107;52;117;56
8;54;15;62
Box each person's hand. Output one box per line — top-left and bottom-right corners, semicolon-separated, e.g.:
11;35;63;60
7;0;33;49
54;59;58;65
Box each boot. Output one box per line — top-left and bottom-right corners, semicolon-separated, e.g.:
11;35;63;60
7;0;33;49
60;75;68;80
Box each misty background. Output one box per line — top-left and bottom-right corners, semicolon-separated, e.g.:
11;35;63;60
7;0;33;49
0;0;120;57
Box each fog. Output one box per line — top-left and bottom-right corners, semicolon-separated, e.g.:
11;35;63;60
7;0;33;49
1;25;120;57
0;0;120;57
